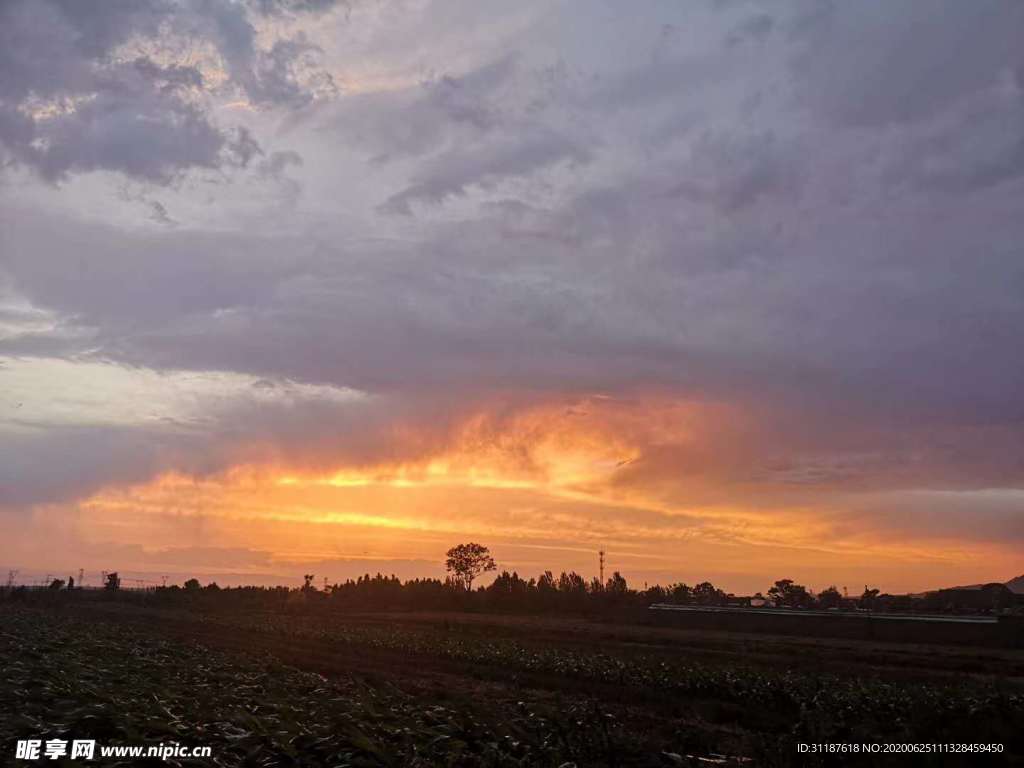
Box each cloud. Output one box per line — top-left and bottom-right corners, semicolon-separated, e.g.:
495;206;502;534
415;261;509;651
787;0;1024;128
381;129;590;214
0;0;336;184
665;131;804;211
2;1;1024;590
0;355;365;507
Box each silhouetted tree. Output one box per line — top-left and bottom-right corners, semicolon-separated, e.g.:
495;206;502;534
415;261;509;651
860;587;880;609
48;578;65;590
104;572;120;591
670;583;693;604
445;543;496;590
606;571;628;596
641;584;667;602
537;570;556;603
487;571;533;609
558;571;587;595
693;581;724;605
83;566;973;618
302;574;316;592
768;579;813;608
818;585;843;609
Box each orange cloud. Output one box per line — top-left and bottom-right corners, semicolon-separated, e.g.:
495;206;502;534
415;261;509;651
51;395;1017;594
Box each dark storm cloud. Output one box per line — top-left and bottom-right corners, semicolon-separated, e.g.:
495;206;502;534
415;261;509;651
788;0;1024;128
381;129;590;214
725;13;774;47
1;214;302;326
335;54;525;163
246;0;342;16
665;131;804;211
0;424;176;508
0;0;333;183
1;0;1024;550
199;0;336;108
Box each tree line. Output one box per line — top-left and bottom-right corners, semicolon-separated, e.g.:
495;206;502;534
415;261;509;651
9;543;1018;614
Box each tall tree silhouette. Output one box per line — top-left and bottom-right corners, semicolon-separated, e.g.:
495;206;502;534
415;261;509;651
445;543;496;590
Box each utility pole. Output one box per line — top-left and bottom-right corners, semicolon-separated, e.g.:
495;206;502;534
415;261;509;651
78;568;84;588
598;550;605;585
6;569;16;588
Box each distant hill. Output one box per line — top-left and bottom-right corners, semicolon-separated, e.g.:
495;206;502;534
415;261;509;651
940;576;1024;594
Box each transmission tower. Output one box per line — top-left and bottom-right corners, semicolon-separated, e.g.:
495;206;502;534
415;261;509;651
598;550;605;584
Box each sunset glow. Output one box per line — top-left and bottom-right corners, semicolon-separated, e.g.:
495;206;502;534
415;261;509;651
21;393;1017;593
2;0;1023;596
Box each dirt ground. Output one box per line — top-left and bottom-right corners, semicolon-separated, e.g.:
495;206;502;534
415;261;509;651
8;601;1023;765
70;603;1024;685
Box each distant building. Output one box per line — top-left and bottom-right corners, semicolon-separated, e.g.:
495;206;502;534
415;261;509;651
928;583;1016;612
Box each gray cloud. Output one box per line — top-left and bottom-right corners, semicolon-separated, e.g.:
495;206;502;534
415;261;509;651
332;53;525;162
0;0;335;184
381;128;590;214
2;0;1024;546
788;0;1024;127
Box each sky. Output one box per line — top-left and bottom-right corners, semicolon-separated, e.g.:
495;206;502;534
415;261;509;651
1;0;1023;594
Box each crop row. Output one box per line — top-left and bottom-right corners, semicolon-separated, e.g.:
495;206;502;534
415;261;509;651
200;612;1024;750
0;609;630;767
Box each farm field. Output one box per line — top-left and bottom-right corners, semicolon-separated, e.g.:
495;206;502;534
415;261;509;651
2;603;1024;766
